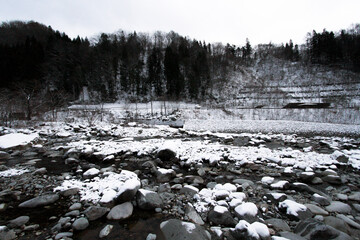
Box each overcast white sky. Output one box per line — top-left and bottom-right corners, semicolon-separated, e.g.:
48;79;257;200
0;0;359;45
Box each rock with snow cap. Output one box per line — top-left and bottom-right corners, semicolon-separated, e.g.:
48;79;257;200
83;167;100;179
156;168;176;183
311;193;331;206
99;224;114;238
278;200;313;221
185;203;204;225
208;205;236;227
136;189;163;210
231;220;260;240
235;202;259;223
180;185;199;197
160;219;210;240
116;178;141;203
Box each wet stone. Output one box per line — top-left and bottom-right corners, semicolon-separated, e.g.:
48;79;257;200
99;224;113;238
84;206;109;221
19;194;59;208
72;217;89;231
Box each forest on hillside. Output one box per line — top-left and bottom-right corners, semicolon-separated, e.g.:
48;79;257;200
0;21;360;120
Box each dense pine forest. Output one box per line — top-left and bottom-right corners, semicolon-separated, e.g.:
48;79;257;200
0;21;359;119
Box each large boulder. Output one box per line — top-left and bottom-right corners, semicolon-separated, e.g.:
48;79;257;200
278;200;313;221
116;178;141;203
136;189;163;210
160;219;210;240
294;218;354;240
19;194;59;208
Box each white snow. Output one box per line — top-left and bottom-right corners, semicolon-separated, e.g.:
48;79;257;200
251;222;270;239
235;202;258;217
261;176;275;184
214;205;228;214
83;168;100;177
0;133;38;149
0;168;29;177
270;180;289;189
230;192;246;201
270;193;286;200
181;221;196;233
214;183;237;192
279;199;307;216
235;220;260;238
54;170;140;203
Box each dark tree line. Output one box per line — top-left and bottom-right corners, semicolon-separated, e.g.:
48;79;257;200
0;21;254;103
306;25;360;71
1;20;359;114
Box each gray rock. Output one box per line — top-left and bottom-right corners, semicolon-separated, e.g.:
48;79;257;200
265;218;291;232
156;168;176;183
279;231;306;240
231;220;260;240
349;192;360;202
0;228;16;240
0;151;10;160
324;216;351;235
136;189;163;210
312;193;331;206
299;171;315;182
337;193;348;201
336;214;360;229
33;167;47;175
325;201;352;214
107;202;133;220
146;233;157;240
23;224;39;231
55;232;73;240
157;149;176;161
69;202;82;211
72;217;89;231
19;194;59;208
65;210;80;217
185;203;204;225
160;219;210;240
295;218;354;240
305;204;329;216
8;216;30;228
84;206;109;221
116;179;140;203
322;175;342;185
278;200;313;221
59;188;79;197
65;157;79;164
99;224;113;238
311;177;323;185
179;185;199;197
208;206;236;227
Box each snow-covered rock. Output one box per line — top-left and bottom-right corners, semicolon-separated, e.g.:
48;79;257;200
0;133;38;149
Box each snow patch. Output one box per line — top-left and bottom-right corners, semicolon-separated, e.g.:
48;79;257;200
0;168;29;177
0;133;38;149
54;170;140;203
279;199;307;216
